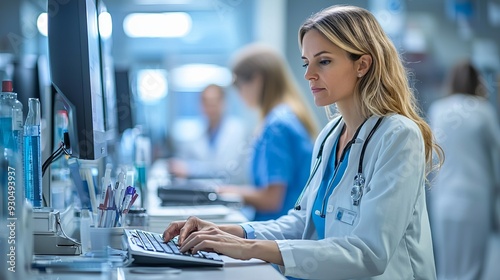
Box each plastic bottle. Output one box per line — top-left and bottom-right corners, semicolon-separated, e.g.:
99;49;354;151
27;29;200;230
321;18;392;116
24;98;42;207
1;81;23;153
0;83;14;151
1;81;24;207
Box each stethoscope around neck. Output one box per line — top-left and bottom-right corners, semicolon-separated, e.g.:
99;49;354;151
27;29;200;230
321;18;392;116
294;116;384;215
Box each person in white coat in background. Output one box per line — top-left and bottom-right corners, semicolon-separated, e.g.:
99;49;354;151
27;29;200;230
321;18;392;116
162;5;443;279
169;84;250;185
428;60;500;280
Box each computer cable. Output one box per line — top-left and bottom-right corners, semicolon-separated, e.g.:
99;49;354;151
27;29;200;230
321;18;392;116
55;211;81;247
42;132;71;177
40;132;70;206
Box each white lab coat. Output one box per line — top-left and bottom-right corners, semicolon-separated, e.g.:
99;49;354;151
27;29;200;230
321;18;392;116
248;114;436;280
173;117;251;184
427;94;500;280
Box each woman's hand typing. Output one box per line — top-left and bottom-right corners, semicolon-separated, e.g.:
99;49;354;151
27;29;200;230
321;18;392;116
162;216;217;245
180;226;254;260
162;216;283;264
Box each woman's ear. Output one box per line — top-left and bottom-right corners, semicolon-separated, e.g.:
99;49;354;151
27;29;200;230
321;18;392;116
356;54;372;77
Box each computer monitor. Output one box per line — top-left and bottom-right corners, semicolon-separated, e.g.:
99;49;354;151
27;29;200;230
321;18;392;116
48;0;106;160
114;67;135;135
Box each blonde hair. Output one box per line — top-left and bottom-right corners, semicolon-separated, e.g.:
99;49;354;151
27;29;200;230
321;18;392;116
299;5;443;170
231;44;318;139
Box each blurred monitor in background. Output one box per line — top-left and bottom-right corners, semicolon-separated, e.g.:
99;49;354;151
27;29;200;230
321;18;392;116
114;68;135;135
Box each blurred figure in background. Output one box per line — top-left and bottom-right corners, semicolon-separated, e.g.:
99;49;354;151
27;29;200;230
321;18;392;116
218;44;319;221
428;60;500;280
169;84;250;185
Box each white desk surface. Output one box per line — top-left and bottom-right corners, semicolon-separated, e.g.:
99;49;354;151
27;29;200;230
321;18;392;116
28;257;286;280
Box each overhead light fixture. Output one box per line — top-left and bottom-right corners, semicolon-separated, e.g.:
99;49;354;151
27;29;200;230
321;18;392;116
170;64;232;92
123;12;192;38
137;69;169;104
37;13;48;36
99;11;113;39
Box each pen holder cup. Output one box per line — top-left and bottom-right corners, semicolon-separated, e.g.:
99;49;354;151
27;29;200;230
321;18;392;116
89;226;125;251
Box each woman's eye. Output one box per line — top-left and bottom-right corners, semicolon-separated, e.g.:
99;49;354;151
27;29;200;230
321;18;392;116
319;60;331;66
302;62;309;68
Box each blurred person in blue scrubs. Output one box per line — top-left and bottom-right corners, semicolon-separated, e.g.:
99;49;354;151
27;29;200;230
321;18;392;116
169;84;251;185
428;60;500;280
218;44;319;221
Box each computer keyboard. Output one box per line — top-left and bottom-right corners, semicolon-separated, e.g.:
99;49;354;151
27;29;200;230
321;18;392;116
124;229;224;267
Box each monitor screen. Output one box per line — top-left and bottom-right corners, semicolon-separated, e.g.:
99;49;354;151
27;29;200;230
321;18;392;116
48;0;106;160
114;68;135;135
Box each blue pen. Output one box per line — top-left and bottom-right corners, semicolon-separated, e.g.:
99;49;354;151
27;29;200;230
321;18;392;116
121;186;134;213
123;193;139;214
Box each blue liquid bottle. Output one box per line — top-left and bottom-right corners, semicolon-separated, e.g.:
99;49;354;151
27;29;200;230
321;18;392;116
0;108;13;149
1;81;14;151
1;81;23;153
1;80;24;207
24;98;42;207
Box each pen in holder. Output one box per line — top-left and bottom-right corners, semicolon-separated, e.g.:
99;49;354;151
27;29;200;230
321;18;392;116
97;170;140;228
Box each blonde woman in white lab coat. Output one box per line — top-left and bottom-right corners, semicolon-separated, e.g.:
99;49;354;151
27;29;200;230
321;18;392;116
428;60;500;280
162;5;443;279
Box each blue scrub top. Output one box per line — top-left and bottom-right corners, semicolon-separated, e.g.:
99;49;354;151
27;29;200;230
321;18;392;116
312;133;350;239
251;104;314;221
